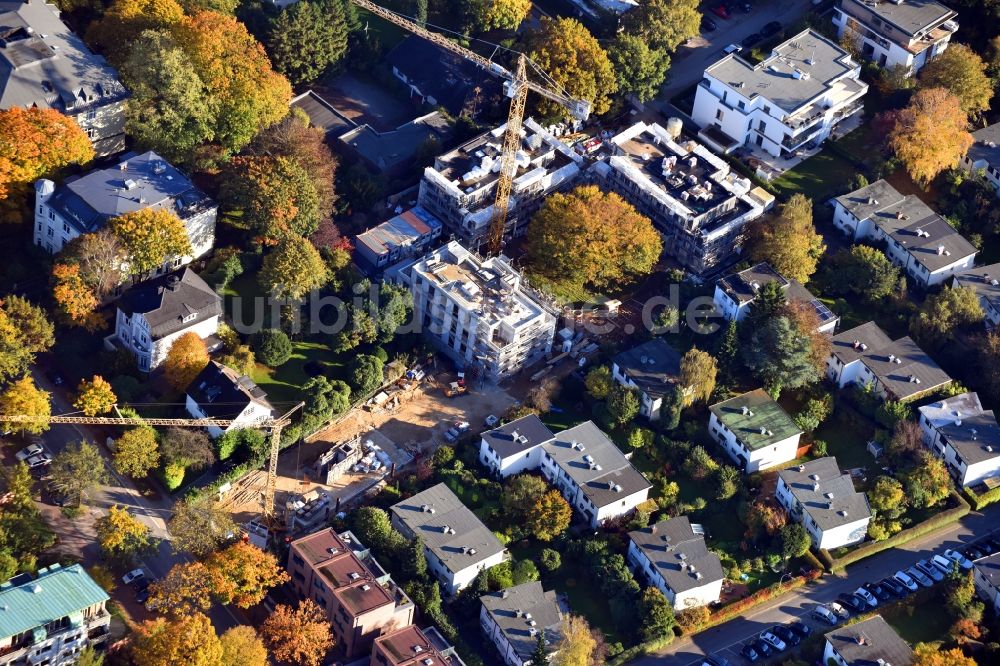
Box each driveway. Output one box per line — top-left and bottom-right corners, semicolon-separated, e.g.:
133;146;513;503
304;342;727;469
633;503;1000;665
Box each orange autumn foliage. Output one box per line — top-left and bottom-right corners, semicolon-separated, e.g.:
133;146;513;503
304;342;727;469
0;108;93;201
51;264;104;331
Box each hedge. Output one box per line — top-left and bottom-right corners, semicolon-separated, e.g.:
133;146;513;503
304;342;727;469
820;491;970;572
963;484;1000;511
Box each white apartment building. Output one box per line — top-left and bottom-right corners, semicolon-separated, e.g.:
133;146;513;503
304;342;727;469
833;0;958;75
403;241;557;380
106;268;221;372
34;151;216;263
832;179;976;288
953;263;1000;328
0;564;111;666
611;338;686;422
626;516;724;610
961;123;1000;198
713;262;839;333
591;121;773;274
390;483;508;595
708;389;803;473
692;29;867;159
824;615;914;666
479;582;562;666
478;414;555;478
417;118;584;250
185;361;275;438
973;552;1000;614
918;392;1000;488
776;457;871;550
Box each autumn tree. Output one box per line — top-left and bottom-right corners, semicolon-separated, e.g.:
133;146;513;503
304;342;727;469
164;332;209;391
87;0;185;64
259;236;329;299
748;194;825;283
920;43;993;118
503;474;549;523
110;208;192;278
221;156;320;244
131;612;222;666
0;376;50;435
205;541;289;608
168;495;236;557
220;626;268;666
905;452;952;509
0;297;54;383
528;185;660;293
148;561;215;615
51;263;102;331
261;599;334;666
623;0;700;52
585;365;613;400
609;33;671;103
552;614;596;666
743;500;787;543
679;347;717;406
527;489;572;541
49;441;109;507
606;385;641;429
113;427;160;478
910;285;983;347
61;230;125;299
96;505;154;563
912;644;977;666
477;0;531;30
267;0;352;86
0;107;93;201
888;87;973;187
160;427;215;473
527;18;618;116
74;376;117;416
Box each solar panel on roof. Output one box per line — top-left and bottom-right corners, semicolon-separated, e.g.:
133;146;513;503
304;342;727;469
810;299;835;321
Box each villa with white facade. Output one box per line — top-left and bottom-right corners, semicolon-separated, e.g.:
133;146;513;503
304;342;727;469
776;457;871;550
708;389;803;473
918;392;1000;488
626;516;724;610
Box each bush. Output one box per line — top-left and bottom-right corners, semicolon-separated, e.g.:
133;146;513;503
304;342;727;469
964;484;1000;510
164;462;185;491
252;329;293;367
811;439;828;456
373;346;389;363
540;548;561;572
110;375;142;402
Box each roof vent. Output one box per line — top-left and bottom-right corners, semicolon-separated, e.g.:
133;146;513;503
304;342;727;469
327;547;339;555
469;548;477;555
413;645;423;653
361;584;371;591
30;584;42;594
937;245;946;255
839;510;848;517
825;492;834;499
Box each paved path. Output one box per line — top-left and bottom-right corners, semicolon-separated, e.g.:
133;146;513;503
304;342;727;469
632;504;1000;665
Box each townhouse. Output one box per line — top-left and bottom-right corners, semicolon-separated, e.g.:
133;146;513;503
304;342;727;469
918;392;1000;488
961;123;1000;197
708;389;803;473
626;516;724;610
478;414;555;478
355;206;443;275
611;338;687;422
713;262;839;333
692;29;867;159
372;625;466;666
776;457;872;550
185;361;275;438
973;552;1000;614
479;582;562;666
953;263;1000;328
823;615;914;666
832;179;976;288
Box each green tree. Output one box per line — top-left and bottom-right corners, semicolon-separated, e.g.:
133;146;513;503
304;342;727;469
659;384;683;430
530;629;550;666
608;34;670;102
477;0;531;30
168;495;236;557
716;319;739;377
512;558;540;585
584;365;613;400
110;208;192;277
349;354;384;396
0;376;50;435
160;427;215;472
780;522;811;560
682;445;719;481
911;285;984;347
302;376;351;422
400;535;428;581
527;490;572;541
905;452;952;509
748;194;825;283
259;236;328;299
350;507;405;554
0;297;57;384
679;347;717;406
96;505;155;562
623;0;701;52
540;548;561;572
606;385;641;429
795;395;833;433
743;316;818;394
920;43;993;118
834;245;901;303
638;587;675;642
714;465;741;500
252;329;293;367
113;427;160;478
375;281;414;343
50;441;109;506
503;474;549;522
267;0;351;86
527;17;618;117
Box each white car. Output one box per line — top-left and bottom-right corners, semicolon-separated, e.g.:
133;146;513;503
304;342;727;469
122;569;145;585
932;554;957;575
894;570;919;591
812;605;838;625
25;452;52;468
759;631;786;651
854;586;878;608
829;601;850;619
944;549;974;570
15;443;44;462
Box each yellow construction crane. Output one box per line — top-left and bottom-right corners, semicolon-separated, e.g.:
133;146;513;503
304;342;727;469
0;404;303;529
351;0;592;255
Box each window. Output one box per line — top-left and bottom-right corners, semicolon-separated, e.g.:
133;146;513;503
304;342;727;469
47;228;53;238
716;109;724;121
763;105;772;114
182;313;197;324
737;101;745;110
758;120;767;133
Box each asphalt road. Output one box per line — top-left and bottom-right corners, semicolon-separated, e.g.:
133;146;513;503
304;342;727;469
633;503;1000;665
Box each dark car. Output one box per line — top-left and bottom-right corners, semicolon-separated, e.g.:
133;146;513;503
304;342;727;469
761;20;782;37
752;639;773;657
135;586;150;604
966;544;986;560
704;655;732;666
789;620;812;638
727;0;752;13
132;577;150;593
45;368;64;386
881;577;906;597
740;644;760;663
44;482;68;507
741;32;763;49
865;582;893;602
710;4;730;19
701;16;718;32
772;625;800;647
838;592;866;613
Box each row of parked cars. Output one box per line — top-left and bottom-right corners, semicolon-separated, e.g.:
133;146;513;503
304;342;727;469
739;620;812;662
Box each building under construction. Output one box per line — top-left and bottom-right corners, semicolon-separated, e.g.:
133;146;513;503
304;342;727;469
417;117;584;251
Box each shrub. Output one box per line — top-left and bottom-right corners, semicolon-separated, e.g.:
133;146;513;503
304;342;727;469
540;548;561;572
811;439;828;456
252;329;293;367
164;462;185;491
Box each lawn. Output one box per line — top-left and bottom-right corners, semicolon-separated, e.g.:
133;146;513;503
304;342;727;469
884;597;951;645
770;148;859;202
814;404;880;478
250;341;347;406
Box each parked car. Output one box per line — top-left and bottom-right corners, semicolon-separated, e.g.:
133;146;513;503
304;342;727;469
906;565;934;587
701;16;718;32
723;43;742;55
965;544;986;560
812;605;838;625
484;414;499;428
710;4;730;19
25;452;52;469
838;593;867;613
122;569;145;585
443;427;460;442
752;639;773;657
789;620;812;638
136;586;150;604
45;368;64;386
864;582;892;602
932;553;958;575
916;559;945;582
15;443;44;462
881;577;906;597
854;586;879;608
741;32;763;49
894;570;919;591
703;655;732;666
772;625;799;647
759;630;786;652
761;20;782;37
740;643;761;662
830;601;851;619
944;549;974;570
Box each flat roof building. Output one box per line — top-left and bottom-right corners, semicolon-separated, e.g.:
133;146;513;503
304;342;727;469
973;552;1000;614
709;389;803;473
626;516;724;610
355;206;443;275
479;581;562;666
776;457;871;550
919;392;1000;488
961;123;1000;198
611;338;686;422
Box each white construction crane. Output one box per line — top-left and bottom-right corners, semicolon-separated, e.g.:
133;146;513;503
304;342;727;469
350;0;591;255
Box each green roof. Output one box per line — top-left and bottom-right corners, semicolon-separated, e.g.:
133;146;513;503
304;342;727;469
709;388;801;451
0;564;108;640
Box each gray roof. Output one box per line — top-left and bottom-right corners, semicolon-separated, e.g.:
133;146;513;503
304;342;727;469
340;112;452;174
938;410;1000;467
717;262;836;324
0;0;126;113
831;321;894;365
833;179;906;223
117;268;221;340
612;338;682;398
856;335;951;400
968;123;1000;168
918;392;984;430
628;516;725;594
391;483;506;575
45;151;213;236
290;90;352;138
541;421;651;509
705;29;857;114
848;0;956;37
186;361;273;419
479;582;562;661
954;263;1000;314
974;552;1000;588
778;457;871;530
481;414;554;460
825;615;914;666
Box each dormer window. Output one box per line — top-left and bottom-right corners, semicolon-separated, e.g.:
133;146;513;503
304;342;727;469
182;313;197;324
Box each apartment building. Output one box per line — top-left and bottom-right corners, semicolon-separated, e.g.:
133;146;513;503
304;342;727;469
0;0;128;155
0;564;111;666
479;582;562;666
287;529;414;660
973;552;1000;614
390;483;508;595
713;262;839;333
953;263;1000;328
107;268;222;372
692;29;867;159
827;321;952;401
961;123;1000;198
833;0;958;74
591;121;772;274
403;241;557;380
372;625;465;666
824;615;914;666
417;118;583;249
478;414;555;478
708;389;803;473
611;338;687;422
918;392;1000;488
185;361;274;438
626;516;724;610
776;457;871;550
34;151;216;262
832;179;976;288
355;206;443;275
